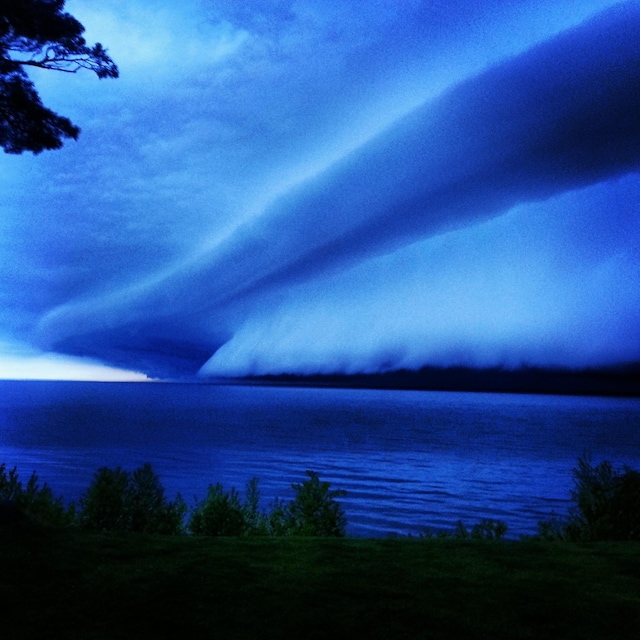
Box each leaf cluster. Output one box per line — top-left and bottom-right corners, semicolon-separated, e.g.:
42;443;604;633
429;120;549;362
1;463;350;538
188;471;348;537
0;0;118;77
281;470;347;536
79;463;187;535
188;481;259;537
0;0;118;154
538;454;640;541
420;518;508;540
0;462;75;527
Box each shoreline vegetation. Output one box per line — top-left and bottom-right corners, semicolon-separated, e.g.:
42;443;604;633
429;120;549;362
1;455;639;541
1;457;639;639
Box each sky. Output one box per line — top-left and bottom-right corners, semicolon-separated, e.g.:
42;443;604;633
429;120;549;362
1;0;639;380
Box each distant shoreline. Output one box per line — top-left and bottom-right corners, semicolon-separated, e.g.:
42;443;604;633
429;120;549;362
228;363;640;398
2;363;639;397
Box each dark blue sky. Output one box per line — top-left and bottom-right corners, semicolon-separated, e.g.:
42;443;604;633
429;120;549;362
1;0;639;380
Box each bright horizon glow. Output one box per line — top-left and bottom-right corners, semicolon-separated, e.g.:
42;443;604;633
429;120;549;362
0;354;152;382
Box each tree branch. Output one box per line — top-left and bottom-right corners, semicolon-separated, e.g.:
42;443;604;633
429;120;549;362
7;58;82;73
1;48;118;79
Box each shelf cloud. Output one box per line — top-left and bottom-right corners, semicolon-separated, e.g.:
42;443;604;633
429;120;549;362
1;0;639;378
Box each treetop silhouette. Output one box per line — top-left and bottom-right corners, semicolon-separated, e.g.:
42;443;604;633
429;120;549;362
0;0;118;154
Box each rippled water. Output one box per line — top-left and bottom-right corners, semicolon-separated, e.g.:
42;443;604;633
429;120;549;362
1;380;639;537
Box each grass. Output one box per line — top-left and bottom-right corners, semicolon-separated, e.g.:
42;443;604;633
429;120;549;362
1;523;639;639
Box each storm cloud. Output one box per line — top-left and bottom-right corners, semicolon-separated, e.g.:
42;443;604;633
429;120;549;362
1;0;639;379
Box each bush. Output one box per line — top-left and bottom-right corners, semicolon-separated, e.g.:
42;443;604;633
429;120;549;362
128;463;187;534
188;483;246;536
266;496;293;536
2;463;348;537
188;478;268;537
420;519;508;540
282;470;347;537
188;472;347;538
536;517;568;542
470;519;508;540
243;477;269;536
79;466;130;531
0;463;75;527
538;455;640;541
79;463;186;534
567;455;640;541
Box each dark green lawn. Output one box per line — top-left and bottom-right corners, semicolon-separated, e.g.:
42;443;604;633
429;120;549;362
1;524;639;639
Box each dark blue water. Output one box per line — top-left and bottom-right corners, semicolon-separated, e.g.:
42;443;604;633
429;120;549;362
1;380;639;537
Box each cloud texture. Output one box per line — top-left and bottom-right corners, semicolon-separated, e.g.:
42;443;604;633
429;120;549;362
1;0;639;378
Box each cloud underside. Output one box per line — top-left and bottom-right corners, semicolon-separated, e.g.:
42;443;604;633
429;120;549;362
5;1;640;378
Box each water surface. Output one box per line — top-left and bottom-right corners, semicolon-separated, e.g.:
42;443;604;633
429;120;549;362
1;381;639;537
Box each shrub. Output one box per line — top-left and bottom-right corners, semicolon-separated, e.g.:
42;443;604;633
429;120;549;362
470;519;508;540
0;464;25;507
266;497;291;536
608;468;640;539
538;455;640;541
0;463;75;527
536;517;568;542
79;463;186;534
79;466;130;531
283;470;347;537
421;519;508;540
567;455;640;541
243;477;269;536
188;483;246;536
188;478;268;537
128;463;186;534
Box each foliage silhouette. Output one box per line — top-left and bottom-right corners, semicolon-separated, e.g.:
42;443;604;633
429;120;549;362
79;466;129;531
281;470;347;537
0;462;74;527
420;518;508;540
538;455;640;541
0;0;118;153
188;477;273;537
79;464;185;534
188;473;348;537
12;455;640;542
128;463;187;534
243;476;270;535
188;482;249;537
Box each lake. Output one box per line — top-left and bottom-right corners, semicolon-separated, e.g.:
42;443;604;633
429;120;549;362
1;380;639;537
